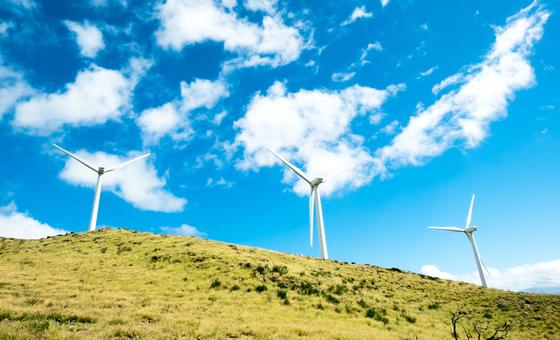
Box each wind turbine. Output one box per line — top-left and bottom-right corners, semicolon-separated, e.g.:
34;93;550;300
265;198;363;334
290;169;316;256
265;147;343;260
53;144;150;231
428;193;490;287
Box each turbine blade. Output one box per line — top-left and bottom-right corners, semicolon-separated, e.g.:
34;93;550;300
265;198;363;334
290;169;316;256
480;256;491;277
309;187;315;247
265;147;311;184
428;226;465;232
53;144;97;173
105;153;151;173
466;193;475;228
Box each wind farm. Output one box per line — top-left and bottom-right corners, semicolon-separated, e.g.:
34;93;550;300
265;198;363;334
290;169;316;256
1;0;559;339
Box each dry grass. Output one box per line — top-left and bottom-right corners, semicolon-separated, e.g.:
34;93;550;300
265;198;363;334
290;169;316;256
0;229;558;339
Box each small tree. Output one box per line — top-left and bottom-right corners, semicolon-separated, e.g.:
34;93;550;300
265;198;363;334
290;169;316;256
451;310;513;340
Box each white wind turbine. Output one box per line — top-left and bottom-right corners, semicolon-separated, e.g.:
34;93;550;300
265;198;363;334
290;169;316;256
428;193;490;287
265;147;345;260
53;144;150;231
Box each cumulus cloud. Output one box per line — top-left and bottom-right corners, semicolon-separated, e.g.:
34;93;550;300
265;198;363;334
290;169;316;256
421;259;560;292
380;0;390;7
342;6;373;26
58;149;186;212
137;78;228;145
160;224;206;237
234;81;404;196
155;0;304;69
12;59;150;135
0;65;34;118
0;202;66;239
64;21;105;58
377;2;549;170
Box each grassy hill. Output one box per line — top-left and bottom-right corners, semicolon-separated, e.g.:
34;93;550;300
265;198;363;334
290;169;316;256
0;229;558;339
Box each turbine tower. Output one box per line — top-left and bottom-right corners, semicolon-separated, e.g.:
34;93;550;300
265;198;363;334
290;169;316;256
265;147;341;260
428;193;490;287
53;144;150;231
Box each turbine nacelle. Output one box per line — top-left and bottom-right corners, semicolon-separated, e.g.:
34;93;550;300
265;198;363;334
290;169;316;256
310;178;324;186
465;226;478;233
97;167;105;175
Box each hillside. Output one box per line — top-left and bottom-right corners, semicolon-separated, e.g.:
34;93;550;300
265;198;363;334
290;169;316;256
0;229;558;339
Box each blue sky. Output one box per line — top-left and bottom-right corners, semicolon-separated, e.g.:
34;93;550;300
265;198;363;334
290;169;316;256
0;0;559;291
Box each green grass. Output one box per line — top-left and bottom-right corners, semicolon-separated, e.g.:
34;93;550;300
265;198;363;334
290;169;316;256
0;229;558;339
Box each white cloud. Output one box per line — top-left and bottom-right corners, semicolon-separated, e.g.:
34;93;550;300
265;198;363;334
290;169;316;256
0;21;14;36
381;120;400;135
431;73;463;95
331;71;356;82
368;112;385;125
138;102;190;144
160;224;206;237
380;0;390;8
3;0;36;10
137;78;228;145
244;0;276;14
357;41;382;66
0;65;34;118
90;0;127;7
342;6;373;26
207;177;234;188
0;202;66;239
58;149;186;212
377;2;549;170
12;60;149;135
234;81;404;196
421;259;560;292
420;265;457;281
155;0;304;68
212;110;228;125
418;66;438;78
64;21;105;58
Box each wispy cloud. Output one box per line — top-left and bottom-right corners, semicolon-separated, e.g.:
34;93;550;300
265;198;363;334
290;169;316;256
378;2;549;170
341;6;373;26
421;259;560;292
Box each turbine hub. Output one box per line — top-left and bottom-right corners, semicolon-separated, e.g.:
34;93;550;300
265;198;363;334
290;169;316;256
465;226;478;233
311;178;324;186
98;167;105;175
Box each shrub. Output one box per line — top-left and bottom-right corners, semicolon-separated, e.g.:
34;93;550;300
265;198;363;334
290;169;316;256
324;293;340;304
210;279;221;289
366;309;389;324
272;265;288;275
255;284;267;293
357;299;369;309
277;290;287;299
428;302;440;310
